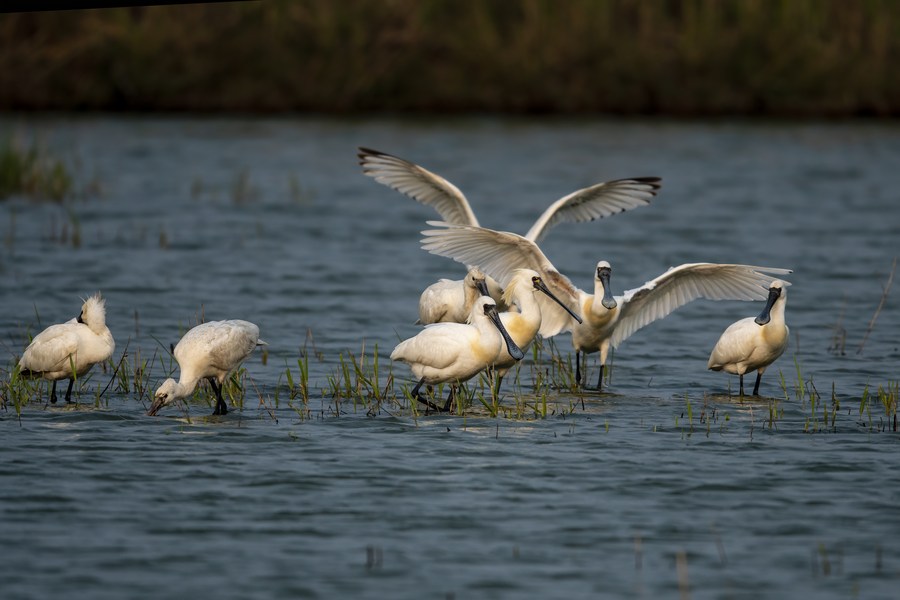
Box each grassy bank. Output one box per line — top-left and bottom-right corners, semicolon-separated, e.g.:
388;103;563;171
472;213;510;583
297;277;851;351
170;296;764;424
1;0;898;115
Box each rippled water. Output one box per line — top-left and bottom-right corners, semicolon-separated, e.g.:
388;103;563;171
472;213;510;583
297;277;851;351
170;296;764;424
1;116;899;599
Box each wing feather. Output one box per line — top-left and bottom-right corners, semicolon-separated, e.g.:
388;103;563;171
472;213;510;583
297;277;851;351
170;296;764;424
525;177;661;242
19;325;80;373
358;147;479;226
610;263;793;348
420;222;582;336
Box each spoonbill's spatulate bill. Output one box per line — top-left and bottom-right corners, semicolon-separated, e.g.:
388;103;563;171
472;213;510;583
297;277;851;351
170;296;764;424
148;320;266;416
359;147;661;323
491;269;582;391
708;280;790;396
391;296;525;412
420;222;792;390
18;293;115;404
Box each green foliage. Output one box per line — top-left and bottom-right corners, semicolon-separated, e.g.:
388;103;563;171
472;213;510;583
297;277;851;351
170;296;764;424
1;1;899;115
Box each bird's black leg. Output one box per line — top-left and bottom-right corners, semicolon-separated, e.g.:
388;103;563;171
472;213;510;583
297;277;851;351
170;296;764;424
64;378;75;404
739;374;744;397
575;351;582;386
411;378;447;413
50;380;58;404
209;377;228;415
752;371;763;396
441;386;456;413
597;364;605;392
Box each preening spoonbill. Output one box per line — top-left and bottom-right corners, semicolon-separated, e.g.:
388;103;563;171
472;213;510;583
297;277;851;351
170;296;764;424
359;147;660;323
708;280;790;396
491;269;582;390
420;222;792;389
391;296;525;412
417;267;499;324
18;293;115;404
148;320;266;416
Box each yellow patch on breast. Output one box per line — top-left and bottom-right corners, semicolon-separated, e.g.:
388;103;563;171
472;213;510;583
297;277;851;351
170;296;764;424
583;297;616;327
503;315;537;347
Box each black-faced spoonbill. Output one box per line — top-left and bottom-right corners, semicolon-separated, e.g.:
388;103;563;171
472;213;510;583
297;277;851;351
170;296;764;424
491;268;582;391
391;296;525;412
708;280;790;396
148;320;266;416
358;147;660;323
18;293;115;404
417;267;496;324
420;222;792;390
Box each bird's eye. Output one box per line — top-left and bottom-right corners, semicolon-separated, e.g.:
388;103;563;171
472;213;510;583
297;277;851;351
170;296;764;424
533;277;540;284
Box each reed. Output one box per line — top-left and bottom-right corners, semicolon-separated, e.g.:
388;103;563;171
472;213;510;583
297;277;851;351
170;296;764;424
0;139;73;202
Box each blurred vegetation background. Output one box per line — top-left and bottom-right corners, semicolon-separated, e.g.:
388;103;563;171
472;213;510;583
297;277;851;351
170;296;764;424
1;0;898;115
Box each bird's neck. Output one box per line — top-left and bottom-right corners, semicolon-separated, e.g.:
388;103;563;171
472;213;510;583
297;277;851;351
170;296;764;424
768;298;787;326
174;374;202;399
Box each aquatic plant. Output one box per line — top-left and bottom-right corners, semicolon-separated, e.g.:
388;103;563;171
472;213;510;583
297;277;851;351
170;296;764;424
0;139;73;202
857;257;896;355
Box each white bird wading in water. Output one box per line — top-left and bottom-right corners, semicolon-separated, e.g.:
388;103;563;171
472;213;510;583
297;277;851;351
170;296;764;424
18;293;115;404
358;147;660;323
419;221;792;390
391;296;525;413
490;268;582;392
708;280;790;396
148;320;266;416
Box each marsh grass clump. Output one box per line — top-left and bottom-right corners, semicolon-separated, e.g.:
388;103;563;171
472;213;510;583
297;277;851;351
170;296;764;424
288;175;315;204
860;381;899;432
0;139;73;202
231;169;259;205
325;345;393;416
2;364;36;419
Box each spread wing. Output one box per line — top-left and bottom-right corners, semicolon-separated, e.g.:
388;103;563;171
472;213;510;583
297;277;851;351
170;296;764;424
420;221;581;336
525;177;661;242
611;263;793;348
358;147;479;226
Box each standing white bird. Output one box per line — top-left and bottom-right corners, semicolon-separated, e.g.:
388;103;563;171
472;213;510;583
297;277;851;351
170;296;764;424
359;147;660;323
420;222;792;389
708;280;790;396
18;293;115;404
391;296;525;412
148;320;266;416
491;269;582;390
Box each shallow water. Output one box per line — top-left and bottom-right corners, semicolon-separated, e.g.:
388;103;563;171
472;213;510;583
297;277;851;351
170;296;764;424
1;116;899;599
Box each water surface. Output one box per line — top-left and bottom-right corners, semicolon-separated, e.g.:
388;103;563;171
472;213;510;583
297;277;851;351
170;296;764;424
1;116;898;599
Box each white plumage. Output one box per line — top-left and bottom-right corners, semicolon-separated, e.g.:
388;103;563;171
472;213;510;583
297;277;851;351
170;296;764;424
391;296;525;412
359;146;660;323
18;293;115;404
420;221;792;389
708;280;790;396
491;269;582;387
148;320;266;416
417;267;503;325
